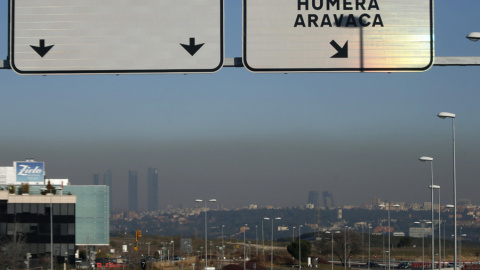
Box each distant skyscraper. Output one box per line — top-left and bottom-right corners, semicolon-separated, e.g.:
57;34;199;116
103;170;113;211
93;173;100;185
323;191;334;208
307;190;319;206
147;168;158;211
128;170;138;212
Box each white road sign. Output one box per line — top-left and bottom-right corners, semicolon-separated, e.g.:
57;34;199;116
10;0;223;74
243;0;434;72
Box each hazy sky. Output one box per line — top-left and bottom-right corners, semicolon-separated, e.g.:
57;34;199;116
1;1;480;210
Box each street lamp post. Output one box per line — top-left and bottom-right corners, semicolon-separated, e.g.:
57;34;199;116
256;225;258;257
195;199;217;269
437;112;457;270
430;185;441;270
222;225;225;261
415;221;432;270
368;226;372;270
420;156;435;270
244;224;248;270
41;187;56;270
264;217;281;270
299;225;303;270
326;231;341;270
446;204;454;266
344;226;348;270
379;203;400;270
459;231;466;267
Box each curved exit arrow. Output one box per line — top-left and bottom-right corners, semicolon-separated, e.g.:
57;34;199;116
330;40;348;58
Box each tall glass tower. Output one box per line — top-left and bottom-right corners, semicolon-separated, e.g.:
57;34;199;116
103;170;112;212
147;168;158;211
93;173;100;185
128;170;138;212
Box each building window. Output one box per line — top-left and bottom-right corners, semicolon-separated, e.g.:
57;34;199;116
68;223;75;235
61;224;68;236
38;203;45;215
68;204;75;215
30;203;37;214
61;204;68;215
0;223;6;234
53;204;60;215
15;203;22;213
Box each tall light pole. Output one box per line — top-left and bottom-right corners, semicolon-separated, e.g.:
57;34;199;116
437;111;457;270
419;156;434;270
344;226;348;270
299;225;303;270
415;221;432;270
446;204;454;266
41;187;55;270
459;231;466;266
264;217;281;270
256;225;258;257
222;225;225;261
195;199;217;269
368;226;372;270
430;185;441;270
326;231;340;270
244;224;248;270
379;203;399;270
292;227;296;242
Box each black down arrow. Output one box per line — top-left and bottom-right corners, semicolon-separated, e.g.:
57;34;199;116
180;38;205;56
30;39;54;57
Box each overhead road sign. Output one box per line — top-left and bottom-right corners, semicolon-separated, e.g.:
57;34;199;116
9;0;224;75
243;0;433;73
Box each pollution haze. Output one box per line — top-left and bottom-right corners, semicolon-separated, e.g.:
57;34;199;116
1;1;480;210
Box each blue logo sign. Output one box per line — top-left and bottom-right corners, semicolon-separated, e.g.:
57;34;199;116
16;161;44;182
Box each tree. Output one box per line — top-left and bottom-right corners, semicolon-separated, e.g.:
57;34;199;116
0;232;28;270
287;240;311;262
315;230;362;266
397;237;412;248
18;183;30;194
45;180;56;194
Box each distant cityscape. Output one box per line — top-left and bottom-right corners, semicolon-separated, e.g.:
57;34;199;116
96;169;480;243
2;159;480;270
110;189;480;245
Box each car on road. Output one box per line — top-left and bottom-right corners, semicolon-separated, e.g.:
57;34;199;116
397;262;410;269
366;262;381;268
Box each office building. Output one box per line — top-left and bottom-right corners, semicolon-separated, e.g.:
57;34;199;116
323;191;335;208
93;173;100;185
0;160;109;267
128;170;138;212
103;170;112;212
0;190;77;266
307;190;319;206
147;168;158;211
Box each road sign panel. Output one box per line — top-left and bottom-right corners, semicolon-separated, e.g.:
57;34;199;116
10;0;223;74
243;0;433;72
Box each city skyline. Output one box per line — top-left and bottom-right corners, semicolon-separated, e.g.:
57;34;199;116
1;2;480;211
